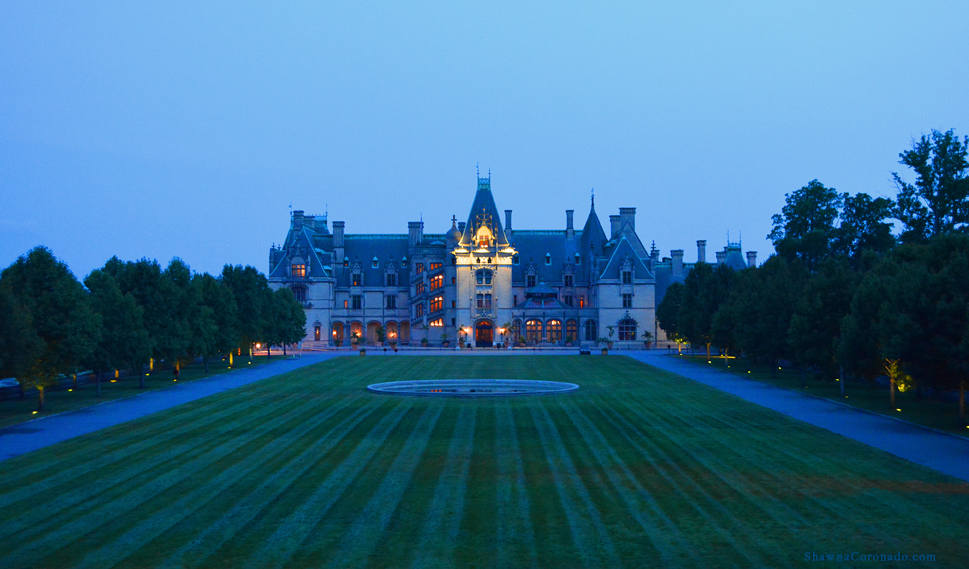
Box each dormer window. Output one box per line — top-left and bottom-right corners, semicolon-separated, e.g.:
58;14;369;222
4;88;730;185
476;225;493;248
352;272;362;287
575;252;581;265
622;269;632;284
545;253;551;265
291;263;306;278
401;256;408;268
343;256;349;268
372;256;379;269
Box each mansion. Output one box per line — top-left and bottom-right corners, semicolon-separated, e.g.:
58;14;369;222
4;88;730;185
268;176;756;348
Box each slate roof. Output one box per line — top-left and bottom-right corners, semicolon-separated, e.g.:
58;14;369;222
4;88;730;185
459;177;510;248
338;235;411;288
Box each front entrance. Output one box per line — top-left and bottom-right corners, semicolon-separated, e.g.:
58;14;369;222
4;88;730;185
475;321;494;348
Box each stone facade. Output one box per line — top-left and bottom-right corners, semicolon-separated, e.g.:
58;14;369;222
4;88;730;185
268;176;756;349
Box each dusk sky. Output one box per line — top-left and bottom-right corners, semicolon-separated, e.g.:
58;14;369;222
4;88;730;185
2;1;968;279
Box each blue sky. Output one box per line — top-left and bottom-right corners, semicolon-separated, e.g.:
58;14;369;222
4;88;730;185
2;1;968;278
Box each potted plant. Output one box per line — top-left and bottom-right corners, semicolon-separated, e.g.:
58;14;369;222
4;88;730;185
605;325;616;350
350;331;361;347
375;324;386;347
598;337;610;355
441;331;451;348
419;324;429;347
641;330;653;350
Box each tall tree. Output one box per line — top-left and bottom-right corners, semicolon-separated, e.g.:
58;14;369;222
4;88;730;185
192;272;239;372
656;281;685;348
893;128;969;243
769;180;843;270
221;265;271;361
266;287;307;356
0;280;43;398
831;192;896;266
0;247;100;409
788;258;858;378
83;269;151;396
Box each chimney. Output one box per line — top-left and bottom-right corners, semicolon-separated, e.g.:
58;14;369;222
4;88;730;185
746;251;757;268
716;250;726;265
458;221;466;235
292;210;304;229
505;210;512;231
697;240;706;263
332;221;345;248
609;215;621;238
619;207;636;233
566;210;574;240
408;221;423;248
671;250;684;278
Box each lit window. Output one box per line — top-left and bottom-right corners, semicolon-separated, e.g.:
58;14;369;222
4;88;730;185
623;293;633;308
386;295;396;309
291;264;306;278
622;270;632;284
416;282;425;295
415;303;425;317
351;295;362;309
618;318;637;341
430;262;442;270
401;257;408;268
564;275;573;288
429;318;443;327
430;296;443;312
451;300;456;308
352;273;362;286
415;263;424;275
430;274;443;291
343;257;349;268
526;320;543;343
579;295;585;308
547;320;562;343
343;299;348;309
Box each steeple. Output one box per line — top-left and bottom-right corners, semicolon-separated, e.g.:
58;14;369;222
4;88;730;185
580;190;607;254
459;174;509;248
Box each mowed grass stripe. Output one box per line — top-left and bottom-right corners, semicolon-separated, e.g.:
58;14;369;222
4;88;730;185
555;397;699;567
8;392;328;569
151;396;384;569
454;402;500;568
586;393;764;566
0;389;312;553
493;402;539;568
73;393;366;569
409;404;476;569
528;403;622;568
0;387;291;513
317;405;445;568
237;399;420;569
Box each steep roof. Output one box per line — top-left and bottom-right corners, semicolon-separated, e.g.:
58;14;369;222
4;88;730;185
580;199;608;255
459;177;510;248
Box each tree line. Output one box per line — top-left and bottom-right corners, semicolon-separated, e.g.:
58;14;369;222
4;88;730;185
0;249;306;409
658;129;969;423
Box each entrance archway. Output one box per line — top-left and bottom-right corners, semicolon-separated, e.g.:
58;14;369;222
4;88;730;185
475;321;494;348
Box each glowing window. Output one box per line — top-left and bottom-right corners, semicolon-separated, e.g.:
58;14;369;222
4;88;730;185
566;319;578;343
291;264;306;278
547;320;562;343
429;318;443;327
430;274;443;291
415;263;424;275
416;282;425;295
430;296;443;312
526;320;543;343
430;262;442;270
618;318;637;341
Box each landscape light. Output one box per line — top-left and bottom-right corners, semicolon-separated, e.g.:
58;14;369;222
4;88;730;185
896;408;901;412
68;389;72;392
32;411;37;414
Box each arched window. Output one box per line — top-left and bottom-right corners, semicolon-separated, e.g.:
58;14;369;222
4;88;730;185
513;319;523;342
618;318;637;341
526;320;543;344
566;319;578;343
584;320;598;342
547;320;562;343
475;269;493;285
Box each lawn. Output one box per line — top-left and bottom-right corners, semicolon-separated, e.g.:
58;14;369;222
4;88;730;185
1;356;967;568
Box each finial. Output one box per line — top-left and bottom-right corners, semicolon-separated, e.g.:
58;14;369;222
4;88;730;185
476;162;479;178
451;215;457;228
591;188;595;207
488;168;491;180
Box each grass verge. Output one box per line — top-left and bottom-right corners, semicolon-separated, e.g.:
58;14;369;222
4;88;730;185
0;355;277;429
673;353;969;437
